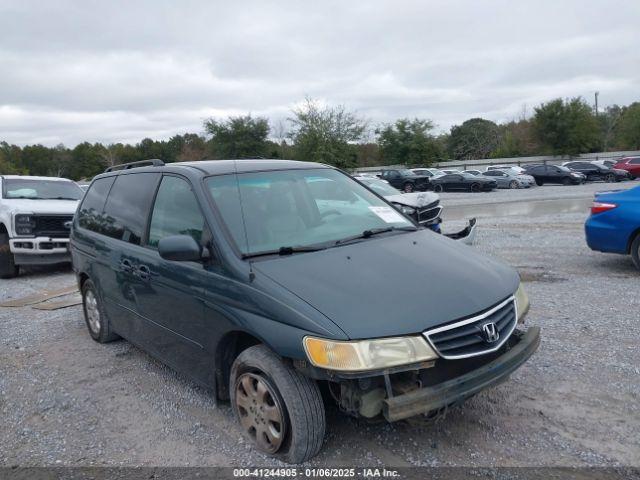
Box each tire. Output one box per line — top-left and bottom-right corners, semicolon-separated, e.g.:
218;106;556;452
535;179;544;186
230;345;325;464
433;184;443;193
605;173;615;183
403;182;414;193
631;234;640;271
470;183;480;193
81;279;120;343
0;232;19;279
562;177;571;186
509;180;519;189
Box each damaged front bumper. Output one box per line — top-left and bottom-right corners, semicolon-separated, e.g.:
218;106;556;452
383;326;540;422
442;217;477;245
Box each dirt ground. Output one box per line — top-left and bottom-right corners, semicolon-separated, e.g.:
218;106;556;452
1;183;639;468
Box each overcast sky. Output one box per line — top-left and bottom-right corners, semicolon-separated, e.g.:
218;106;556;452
0;0;638;147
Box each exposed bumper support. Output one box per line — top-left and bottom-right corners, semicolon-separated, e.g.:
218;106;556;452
383;326;540;422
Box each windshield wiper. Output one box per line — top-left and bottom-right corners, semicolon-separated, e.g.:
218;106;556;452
7;196;42;200
242;245;327;259
44;197;80;200
334;225;418;246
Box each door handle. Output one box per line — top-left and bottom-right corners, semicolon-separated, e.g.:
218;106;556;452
119;259;133;273
136;264;152;281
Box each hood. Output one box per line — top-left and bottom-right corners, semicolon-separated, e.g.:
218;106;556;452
384;191;439;208
253;230;519;339
2;198;79;215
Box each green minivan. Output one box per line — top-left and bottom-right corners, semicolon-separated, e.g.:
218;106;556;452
71;159;540;463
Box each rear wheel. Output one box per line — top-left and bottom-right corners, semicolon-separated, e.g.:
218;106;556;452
403;182;414;193
631;234;640;270
0;232;19;279
433;184;443;193
509;180;519;189
470;183;480;193
535;179;544;186
230;345;325;464
81;279;120;343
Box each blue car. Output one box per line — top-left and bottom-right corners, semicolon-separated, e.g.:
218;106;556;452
585;185;640;269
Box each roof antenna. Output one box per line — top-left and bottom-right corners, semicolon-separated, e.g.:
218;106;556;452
233;160;255;282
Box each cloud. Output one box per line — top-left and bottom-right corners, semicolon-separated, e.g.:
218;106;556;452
0;0;638;146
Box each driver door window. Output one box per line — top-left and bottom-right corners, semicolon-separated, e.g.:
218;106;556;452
148;176;205;248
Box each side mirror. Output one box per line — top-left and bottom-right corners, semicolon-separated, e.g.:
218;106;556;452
158;235;202;262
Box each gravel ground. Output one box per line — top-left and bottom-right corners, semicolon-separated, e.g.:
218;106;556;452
1;183;639;468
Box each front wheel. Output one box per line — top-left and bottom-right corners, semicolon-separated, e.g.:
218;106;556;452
562;177;571;186
470;183;481;192
509;180;519;189
403;182;414;193
631;234;640;270
605;173;615;183
230;345;325;464
433;184;444;193
0;233;19;279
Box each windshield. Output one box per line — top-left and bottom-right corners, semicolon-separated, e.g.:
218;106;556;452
557;166;571;173
358;178;401;196
398;169;416;176
2;178;83;200
461;172;478;179
206;168;413;256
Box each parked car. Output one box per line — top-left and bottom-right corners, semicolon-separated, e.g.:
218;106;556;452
523;165;585;186
562;161;628;182
482;169;535;189
585;185;640;270
0;175;84;278
409;168;445;179
613;156;640;179
353;175;477;244
487;165;527;174
377;169;430;192
591;159;617;169
71;159;539;463
431;172;497;192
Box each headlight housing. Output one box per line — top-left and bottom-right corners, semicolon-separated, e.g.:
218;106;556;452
515;283;530;323
303;335;438;372
14;214;36;236
392;203;416;215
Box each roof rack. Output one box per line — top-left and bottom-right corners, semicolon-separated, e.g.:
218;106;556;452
105;159;165;173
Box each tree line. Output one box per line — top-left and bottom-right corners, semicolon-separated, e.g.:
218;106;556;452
1;96;639;180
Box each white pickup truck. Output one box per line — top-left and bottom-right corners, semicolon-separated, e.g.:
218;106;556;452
0;175;84;278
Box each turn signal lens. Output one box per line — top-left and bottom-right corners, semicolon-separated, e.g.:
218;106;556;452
515;283;530;323
591;202;617;215
303;335;438;372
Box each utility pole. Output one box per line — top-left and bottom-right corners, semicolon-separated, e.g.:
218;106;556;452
594;91;599;117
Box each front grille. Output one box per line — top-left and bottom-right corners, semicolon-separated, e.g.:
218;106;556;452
33;215;73;238
424;297;517;359
417;200;442;225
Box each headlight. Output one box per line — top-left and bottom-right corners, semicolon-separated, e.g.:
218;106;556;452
14;214;35;236
303;335;438;372
515;283;530;323
392;203;415;215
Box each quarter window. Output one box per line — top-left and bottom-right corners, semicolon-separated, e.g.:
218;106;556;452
148;176;205;248
101;173;161;245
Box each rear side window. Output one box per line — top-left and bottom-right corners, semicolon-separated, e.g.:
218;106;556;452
102;173;161;245
148;176;205;248
77;177;116;233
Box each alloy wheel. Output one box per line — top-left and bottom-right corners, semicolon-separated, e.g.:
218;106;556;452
235;372;286;454
84;290;101;334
